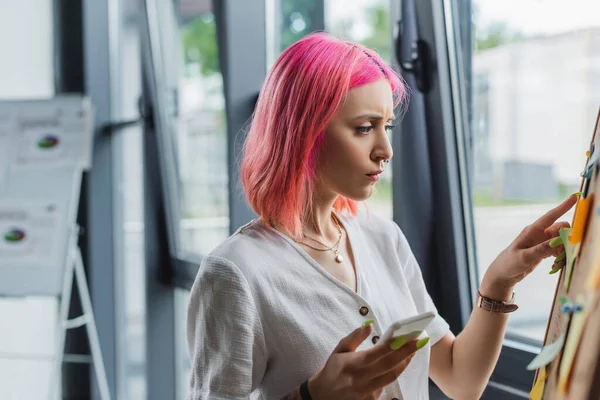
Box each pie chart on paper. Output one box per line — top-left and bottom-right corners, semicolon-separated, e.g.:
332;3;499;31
4;228;26;243
37;134;60;150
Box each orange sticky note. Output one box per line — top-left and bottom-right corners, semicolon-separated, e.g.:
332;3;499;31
570;195;592;244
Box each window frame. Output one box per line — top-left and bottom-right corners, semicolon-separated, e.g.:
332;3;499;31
401;0;537;397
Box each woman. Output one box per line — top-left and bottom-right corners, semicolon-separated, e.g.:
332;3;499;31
187;32;575;399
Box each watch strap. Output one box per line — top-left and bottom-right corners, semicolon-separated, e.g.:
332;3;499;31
477;290;519;313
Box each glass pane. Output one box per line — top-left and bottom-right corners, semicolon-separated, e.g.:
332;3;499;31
0;0;54;99
153;0;229;259
278;0;323;52
325;0;394;219
179;5;229;255
471;0;598;341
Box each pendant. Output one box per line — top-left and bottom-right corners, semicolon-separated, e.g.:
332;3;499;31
335;252;344;263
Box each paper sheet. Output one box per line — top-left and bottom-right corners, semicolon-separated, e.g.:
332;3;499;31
0;124;11;187
558;295;588;395
527;333;566;370
0;202;60;267
13;121;91;169
3;101;94;169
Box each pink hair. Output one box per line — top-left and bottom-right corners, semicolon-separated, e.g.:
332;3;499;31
241;32;408;239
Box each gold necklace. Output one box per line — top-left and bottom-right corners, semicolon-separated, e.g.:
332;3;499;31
296;214;345;263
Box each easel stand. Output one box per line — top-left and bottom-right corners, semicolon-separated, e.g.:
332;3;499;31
49;227;110;400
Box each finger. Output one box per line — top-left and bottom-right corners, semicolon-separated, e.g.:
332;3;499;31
358;339;418;381
550;258;566;274
553;257;566;269
359;337;418;365
362;355;413;393
544;221;571;239
333;323;373;353
533;195;578;230
521;238;557;265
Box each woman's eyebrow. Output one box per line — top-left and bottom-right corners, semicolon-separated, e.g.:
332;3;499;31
352;113;396;121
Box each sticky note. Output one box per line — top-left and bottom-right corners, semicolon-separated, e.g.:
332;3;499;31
530;366;547;400
569;194;593;244
527;333;566;370
559;228;578;292
558;296;588;395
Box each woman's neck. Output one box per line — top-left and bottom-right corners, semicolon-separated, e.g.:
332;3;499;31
302;196;339;245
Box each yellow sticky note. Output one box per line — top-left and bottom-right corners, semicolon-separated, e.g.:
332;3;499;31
530;366;546;400
558;295;588;395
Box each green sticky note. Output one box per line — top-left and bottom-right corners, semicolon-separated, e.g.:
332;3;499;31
559;228;577;292
527;333;566;370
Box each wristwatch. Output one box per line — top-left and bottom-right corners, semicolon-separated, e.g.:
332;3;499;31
476;290;519;313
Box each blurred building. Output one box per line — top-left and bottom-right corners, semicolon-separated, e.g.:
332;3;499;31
472;28;600;201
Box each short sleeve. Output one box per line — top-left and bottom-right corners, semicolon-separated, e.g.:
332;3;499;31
394;224;450;345
186;256;267;399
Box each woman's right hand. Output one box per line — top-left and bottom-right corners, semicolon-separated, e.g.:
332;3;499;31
307;324;421;400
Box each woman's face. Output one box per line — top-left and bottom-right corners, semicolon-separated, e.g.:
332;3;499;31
316;78;395;202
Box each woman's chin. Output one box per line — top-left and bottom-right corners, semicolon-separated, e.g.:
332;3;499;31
341;187;375;202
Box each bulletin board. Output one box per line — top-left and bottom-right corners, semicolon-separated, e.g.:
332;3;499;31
0;96;93;297
529;107;600;399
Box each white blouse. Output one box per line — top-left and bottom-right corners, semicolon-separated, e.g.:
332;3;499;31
186;211;450;400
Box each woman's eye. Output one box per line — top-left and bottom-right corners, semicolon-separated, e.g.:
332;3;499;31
357;126;374;134
385;124;396;132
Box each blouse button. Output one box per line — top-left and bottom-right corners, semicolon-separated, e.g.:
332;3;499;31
359;306;369;316
372;335;380;344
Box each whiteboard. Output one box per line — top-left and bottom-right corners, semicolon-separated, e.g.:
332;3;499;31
0;96;92;297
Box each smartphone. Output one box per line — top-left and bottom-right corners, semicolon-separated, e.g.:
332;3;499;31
379;311;436;344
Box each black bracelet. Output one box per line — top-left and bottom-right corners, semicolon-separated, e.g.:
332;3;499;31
299;380;313;400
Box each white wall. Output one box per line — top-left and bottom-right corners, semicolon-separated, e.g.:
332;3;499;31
0;1;56;399
0;0;54;99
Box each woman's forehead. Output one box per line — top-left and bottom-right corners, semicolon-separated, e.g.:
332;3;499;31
338;79;394;118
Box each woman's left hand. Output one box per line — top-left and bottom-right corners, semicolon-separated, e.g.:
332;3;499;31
481;194;578;298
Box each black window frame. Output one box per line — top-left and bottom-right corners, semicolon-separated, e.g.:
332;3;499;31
398;0;537;397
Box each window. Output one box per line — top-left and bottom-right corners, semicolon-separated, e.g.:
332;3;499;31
178;7;229;257
145;0;229;262
277;0;324;53
470;0;599;342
